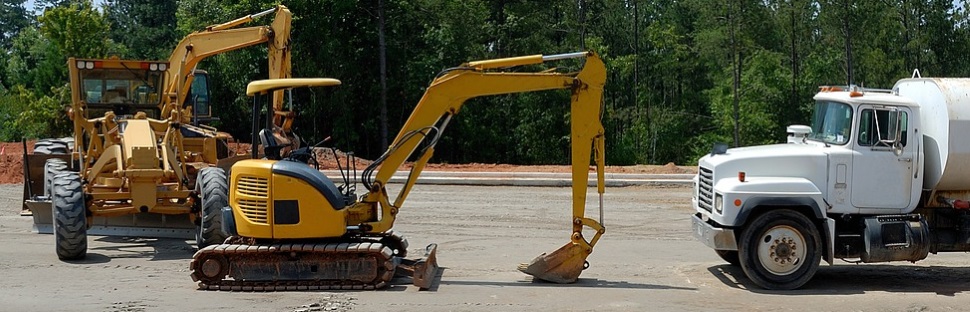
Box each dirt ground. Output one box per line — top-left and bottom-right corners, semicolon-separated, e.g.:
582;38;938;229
1;183;968;311
0;141;695;184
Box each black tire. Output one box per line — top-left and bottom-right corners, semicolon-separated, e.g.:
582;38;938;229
738;209;821;290
196;167;228;249
44;159;68;198
34;138;70;155
716;250;741;266
52;172;87;260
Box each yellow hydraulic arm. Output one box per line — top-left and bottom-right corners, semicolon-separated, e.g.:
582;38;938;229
161;5;292;127
357;51;607;283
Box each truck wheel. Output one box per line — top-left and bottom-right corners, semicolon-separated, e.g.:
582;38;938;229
52;172;87;260
44;159;68;198
738;209;821;290
196;167;228;249
715;250;740;266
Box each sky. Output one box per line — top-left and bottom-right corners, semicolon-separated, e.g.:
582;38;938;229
23;0;107;13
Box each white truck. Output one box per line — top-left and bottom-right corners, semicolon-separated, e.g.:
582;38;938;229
691;78;970;290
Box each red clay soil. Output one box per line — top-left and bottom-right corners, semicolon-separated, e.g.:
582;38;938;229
0;141;33;184
0;141;696;184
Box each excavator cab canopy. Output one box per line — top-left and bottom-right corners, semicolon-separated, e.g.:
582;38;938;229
246;78;342;95
245;78;342;158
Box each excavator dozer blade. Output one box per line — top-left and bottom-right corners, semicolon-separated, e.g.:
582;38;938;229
518;242;591;283
396;243;439;289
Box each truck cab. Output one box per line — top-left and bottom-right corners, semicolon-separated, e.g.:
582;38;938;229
691;82;970;290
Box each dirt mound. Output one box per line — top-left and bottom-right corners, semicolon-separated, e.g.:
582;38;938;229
0;141;33;184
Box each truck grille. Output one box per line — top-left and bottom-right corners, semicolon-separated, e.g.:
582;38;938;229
697;166;714;212
235;175;268;224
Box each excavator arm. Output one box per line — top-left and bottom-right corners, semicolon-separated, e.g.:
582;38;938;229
161;5;292;127
359;51;607;283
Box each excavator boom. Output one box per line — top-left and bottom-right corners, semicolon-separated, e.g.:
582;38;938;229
361;51;607;283
162;5;292;127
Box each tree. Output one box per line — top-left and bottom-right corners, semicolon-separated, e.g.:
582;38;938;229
104;0;178;59
0;0;29;49
39;0;113;59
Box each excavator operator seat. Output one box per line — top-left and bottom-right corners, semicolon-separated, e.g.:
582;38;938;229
271;160;345;209
259;128;283;160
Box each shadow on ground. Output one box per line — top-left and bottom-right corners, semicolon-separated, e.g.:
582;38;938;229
82;236;196;262
708;263;970;296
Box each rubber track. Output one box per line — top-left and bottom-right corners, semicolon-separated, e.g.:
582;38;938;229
190;241;395;291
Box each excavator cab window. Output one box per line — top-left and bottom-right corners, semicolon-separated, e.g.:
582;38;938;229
189;71;211;118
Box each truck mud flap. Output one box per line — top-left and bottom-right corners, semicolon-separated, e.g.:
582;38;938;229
26;200;195;239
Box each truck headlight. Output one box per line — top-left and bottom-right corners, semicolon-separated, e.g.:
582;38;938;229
714;194;723;214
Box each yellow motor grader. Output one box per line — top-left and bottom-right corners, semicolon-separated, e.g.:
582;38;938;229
22;5;296;260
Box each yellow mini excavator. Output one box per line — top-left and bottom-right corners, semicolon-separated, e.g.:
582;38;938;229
190;52;607;290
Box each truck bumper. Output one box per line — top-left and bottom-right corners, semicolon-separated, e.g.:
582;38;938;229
692;213;737;250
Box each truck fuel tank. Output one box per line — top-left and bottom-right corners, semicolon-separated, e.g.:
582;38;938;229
860;214;930;263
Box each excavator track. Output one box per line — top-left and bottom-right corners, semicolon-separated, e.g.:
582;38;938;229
190;241;395;291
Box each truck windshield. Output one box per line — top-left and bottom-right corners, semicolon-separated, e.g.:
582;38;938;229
808;101;853;145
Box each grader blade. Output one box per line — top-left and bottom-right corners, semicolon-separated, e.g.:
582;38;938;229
396;243;439;289
518;241;591;283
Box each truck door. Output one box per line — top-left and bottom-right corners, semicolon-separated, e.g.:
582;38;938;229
851;106;915;209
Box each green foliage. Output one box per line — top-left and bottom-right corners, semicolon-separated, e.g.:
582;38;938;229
105;0;178;59
0;84;70;140
39;0;113;59
5;0;970;167
0;0;30;50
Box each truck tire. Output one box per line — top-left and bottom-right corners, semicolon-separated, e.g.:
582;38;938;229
196;167;228;249
715;250;740;266
52;172;87;260
44;159;68;198
738;209;821;290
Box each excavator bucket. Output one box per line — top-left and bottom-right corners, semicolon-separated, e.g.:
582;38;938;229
396;243;439;289
518;241;591;283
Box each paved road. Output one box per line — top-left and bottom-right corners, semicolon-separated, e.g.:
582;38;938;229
0;183;968;311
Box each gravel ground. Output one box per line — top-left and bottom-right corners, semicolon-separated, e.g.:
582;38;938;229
0;183;968;311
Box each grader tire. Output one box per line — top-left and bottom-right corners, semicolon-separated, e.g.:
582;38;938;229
44;158;68;198
34;138;70;155
196;167;228;249
52;172;86;260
